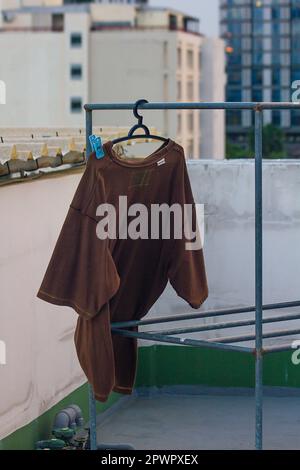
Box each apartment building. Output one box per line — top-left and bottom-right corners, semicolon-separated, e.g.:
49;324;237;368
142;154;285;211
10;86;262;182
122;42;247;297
221;0;300;154
0;1;225;158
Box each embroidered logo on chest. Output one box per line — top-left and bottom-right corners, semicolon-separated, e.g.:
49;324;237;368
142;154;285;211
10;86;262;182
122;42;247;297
129;169;154;188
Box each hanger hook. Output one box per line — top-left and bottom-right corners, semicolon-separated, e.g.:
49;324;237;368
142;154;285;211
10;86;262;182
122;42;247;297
133;99;149;123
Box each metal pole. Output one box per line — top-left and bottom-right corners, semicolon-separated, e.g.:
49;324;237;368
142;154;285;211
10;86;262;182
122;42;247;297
255;109;263;450
86;109;93;160
84;101;300;111
112;328;253;353
88;383;97;450
207;326;300;344
85;108;97;450
145;311;300;337
111;299;300;329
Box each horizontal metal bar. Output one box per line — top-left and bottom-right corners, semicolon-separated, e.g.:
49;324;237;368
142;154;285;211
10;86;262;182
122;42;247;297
84;101;300;111
112;326;300;351
260;102;300;110
209;327;300;344
111;300;300;329
111;328;253;354
264;343;294;354
146;312;300;336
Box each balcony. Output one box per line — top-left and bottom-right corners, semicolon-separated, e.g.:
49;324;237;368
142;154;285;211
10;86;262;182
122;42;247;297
1;148;300;449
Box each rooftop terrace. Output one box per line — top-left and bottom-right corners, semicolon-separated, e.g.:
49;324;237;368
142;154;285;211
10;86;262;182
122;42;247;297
1;156;300;449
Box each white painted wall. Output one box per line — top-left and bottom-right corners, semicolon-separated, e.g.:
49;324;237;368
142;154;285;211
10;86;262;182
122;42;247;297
90;29;178;138
200;37;226;159
0;33;67;126
1;0;20;10
136;8;169;28
0;171;86;440
0;14;90;128
90;4;136;23
1;159;300;440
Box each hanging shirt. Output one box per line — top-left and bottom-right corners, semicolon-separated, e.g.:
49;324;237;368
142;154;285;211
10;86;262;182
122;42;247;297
37;138;209;401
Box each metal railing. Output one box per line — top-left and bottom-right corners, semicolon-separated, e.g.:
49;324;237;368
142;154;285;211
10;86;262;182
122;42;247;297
84;100;300;451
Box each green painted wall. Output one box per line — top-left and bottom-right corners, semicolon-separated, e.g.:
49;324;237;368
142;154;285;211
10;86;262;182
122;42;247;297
1;345;299;450
135;346;300;389
0;383;122;451
136;346;255;387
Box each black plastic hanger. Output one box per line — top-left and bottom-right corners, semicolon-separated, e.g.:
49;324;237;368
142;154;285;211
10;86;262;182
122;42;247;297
111;99;169;144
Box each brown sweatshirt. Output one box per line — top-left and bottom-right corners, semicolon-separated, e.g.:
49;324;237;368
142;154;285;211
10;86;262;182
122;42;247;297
37;138;209;401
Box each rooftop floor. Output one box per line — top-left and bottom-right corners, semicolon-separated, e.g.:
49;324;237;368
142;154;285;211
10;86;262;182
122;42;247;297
96;388;300;450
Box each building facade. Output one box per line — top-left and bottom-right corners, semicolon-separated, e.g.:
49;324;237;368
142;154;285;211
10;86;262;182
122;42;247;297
0;0;147;7
0;2;225;159
220;0;300;155
200;37;226;159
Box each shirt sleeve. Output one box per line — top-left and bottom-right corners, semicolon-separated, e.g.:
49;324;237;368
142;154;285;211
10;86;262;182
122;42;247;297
167;151;209;309
37;154;120;320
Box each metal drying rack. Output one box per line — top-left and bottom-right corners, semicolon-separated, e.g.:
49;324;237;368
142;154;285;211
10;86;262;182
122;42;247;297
84;100;300;450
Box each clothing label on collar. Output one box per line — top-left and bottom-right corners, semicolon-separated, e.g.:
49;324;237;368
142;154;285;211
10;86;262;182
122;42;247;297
157;158;166;167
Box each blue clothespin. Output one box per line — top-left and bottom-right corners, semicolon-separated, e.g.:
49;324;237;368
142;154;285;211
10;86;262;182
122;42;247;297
89;134;105;159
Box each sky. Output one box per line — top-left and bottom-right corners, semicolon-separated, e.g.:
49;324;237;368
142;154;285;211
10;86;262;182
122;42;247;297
150;0;220;37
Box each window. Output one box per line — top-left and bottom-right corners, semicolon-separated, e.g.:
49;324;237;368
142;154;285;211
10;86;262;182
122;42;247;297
163;41;168;67
291;68;300;82
252;51;263;66
272;50;281;65
253;5;263;22
272;111;281;126
177;113;182;134
228;70;242;86
52;13;64;31
169;14;177;31
253;21;263;35
187;49;194;68
252;69;263;86
70;64;82;80
226;6;244;20
252;88;263;102
272;22;280;36
272;67;281;86
226;111;242;126
177;47;182;68
227;37;242;52
227;88;241;102
187;80;194;101
291;110;300;126
271;7;281;20
177;80;182;100
292;35;300;64
70;32;82;48
272;88;281;102
228;22;242;35
187;112;194;132
292;20;300;35
227;52;242;66
253;37;263;51
292;5;300;20
70;97;82;113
